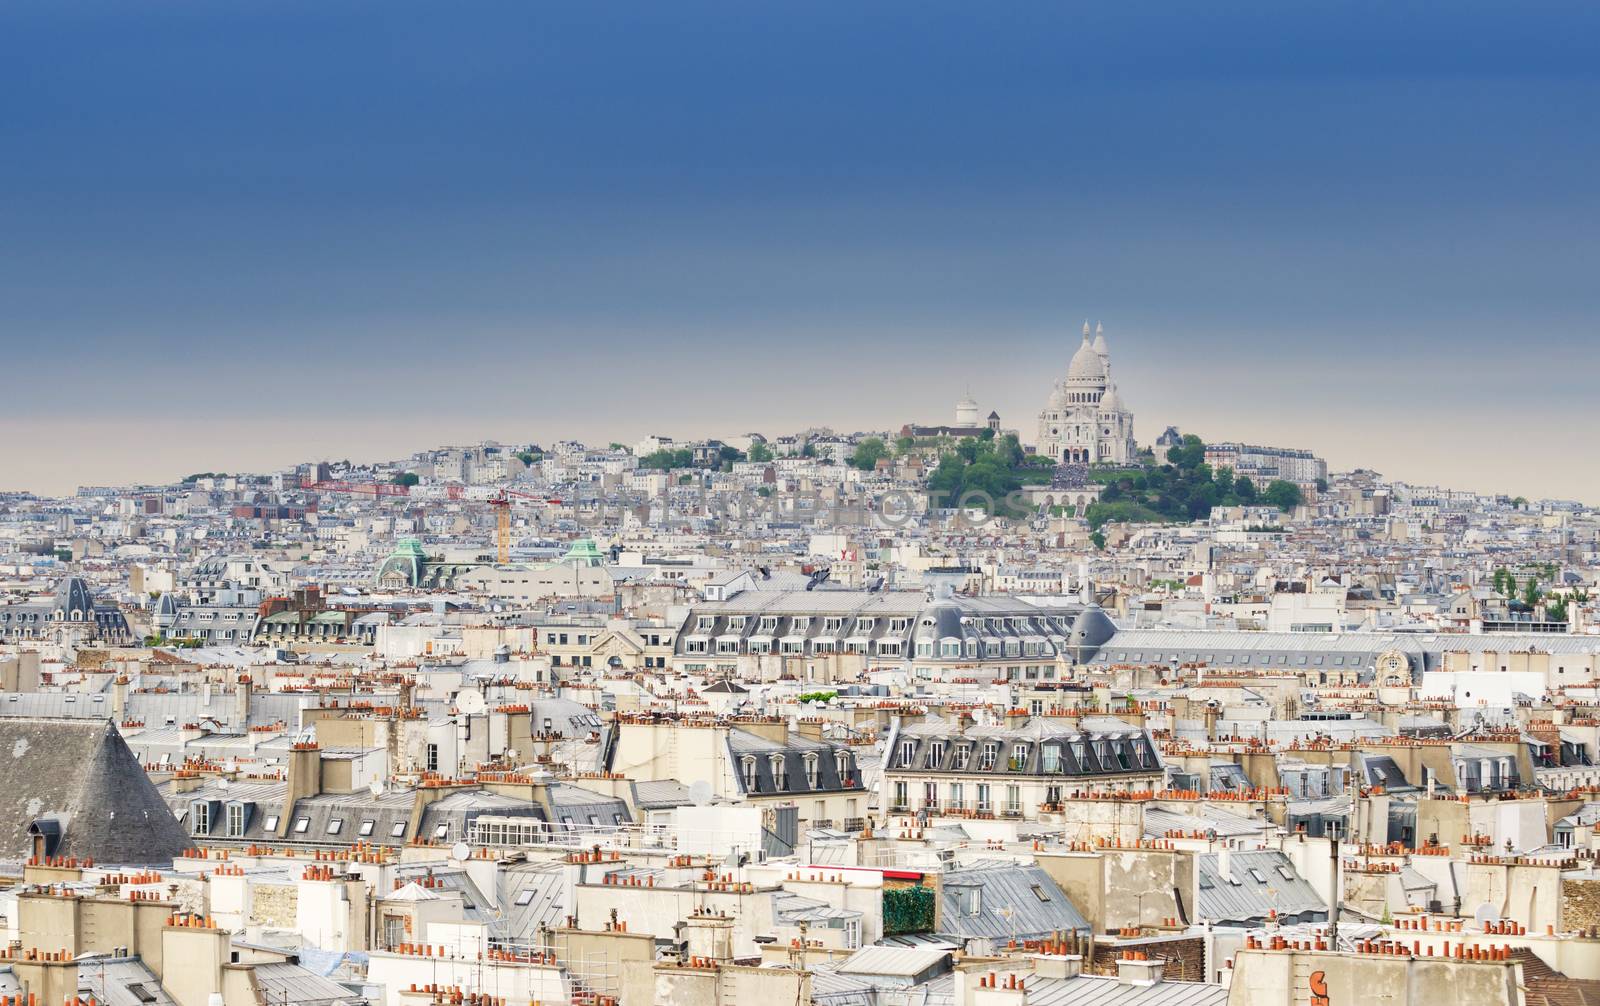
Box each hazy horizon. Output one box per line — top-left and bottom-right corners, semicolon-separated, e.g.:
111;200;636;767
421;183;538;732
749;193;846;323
4;2;1597;501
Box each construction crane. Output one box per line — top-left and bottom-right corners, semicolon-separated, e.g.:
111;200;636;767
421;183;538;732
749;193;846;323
488;488;565;564
297;478;557;563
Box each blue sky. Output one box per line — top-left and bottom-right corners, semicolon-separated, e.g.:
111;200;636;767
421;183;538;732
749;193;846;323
3;2;1598;498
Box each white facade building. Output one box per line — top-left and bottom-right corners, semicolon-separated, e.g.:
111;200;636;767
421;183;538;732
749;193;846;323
1036;321;1137;464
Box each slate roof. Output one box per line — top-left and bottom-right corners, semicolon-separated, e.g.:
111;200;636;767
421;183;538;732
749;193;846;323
0;717;190;864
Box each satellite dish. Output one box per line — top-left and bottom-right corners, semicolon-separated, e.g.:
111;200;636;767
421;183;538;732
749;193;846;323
1472;903;1500;927
217;779;230;791
450;841;471;863
689;780;713;807
368;779;385;797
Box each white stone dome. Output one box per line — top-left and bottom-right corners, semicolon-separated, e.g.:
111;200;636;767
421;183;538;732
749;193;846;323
955;394;980;427
1099;384;1125;413
1066;335;1105;383
1048;382;1068;411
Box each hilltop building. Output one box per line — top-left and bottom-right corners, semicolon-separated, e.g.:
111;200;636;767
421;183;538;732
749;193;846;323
1037;321;1137;465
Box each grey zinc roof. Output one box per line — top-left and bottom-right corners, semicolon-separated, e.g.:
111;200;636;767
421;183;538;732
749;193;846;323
1023;974;1230;1006
0;717;190;864
75;957;178;1006
937;863;1091;941
251;962;368;1006
495;861;568;937
1196;850;1326;926
835;946;952;981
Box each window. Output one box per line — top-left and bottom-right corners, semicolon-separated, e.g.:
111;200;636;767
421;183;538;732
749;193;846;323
980;742;999;771
514;890;535;907
770;754;789;790
805;754;821;788
190;801;211;836
359;820;375;837
226;803;245;838
327;818;344;836
433;823;450;840
927;741;946;768
742;757;760;793
263;815;279;832
1030;884;1051;903
1041;744;1061;773
391;821;407;838
426;743;440;772
294;817;311;834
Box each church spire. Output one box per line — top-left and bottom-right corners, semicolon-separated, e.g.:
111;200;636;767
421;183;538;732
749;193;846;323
1082;319;1091;339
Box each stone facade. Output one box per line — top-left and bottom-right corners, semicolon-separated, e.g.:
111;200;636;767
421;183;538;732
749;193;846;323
1037;322;1136;465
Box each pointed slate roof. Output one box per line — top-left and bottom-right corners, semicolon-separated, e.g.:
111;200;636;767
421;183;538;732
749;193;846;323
0;717;190;864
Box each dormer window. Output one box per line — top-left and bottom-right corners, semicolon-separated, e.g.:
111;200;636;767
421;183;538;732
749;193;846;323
769;754;789;790
742;756;759;793
804;754;821;788
190;801;212;836
835;751;851;781
927;741;946;768
953;744;971;770
979;742;999;771
1040;744;1061;773
1010;743;1030;770
899;740;917;766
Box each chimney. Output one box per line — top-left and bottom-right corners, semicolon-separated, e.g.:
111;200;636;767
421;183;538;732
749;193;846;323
235;676;251;728
1116;956;1163;986
1218;848;1233;885
1030;953;1083;979
281;742;322;836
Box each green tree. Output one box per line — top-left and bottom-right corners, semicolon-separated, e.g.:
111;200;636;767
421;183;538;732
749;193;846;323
1522;576;1542;608
1089;530;1107;549
894;435;917;454
718;445;746;465
515;451;537;466
748;442;773;463
641;448;694;470
391;472;420;487
1235;477;1258;503
1213;467;1235;498
1262;480;1302;512
995;433;1025;468
849;437;888;471
1315;477;1329;493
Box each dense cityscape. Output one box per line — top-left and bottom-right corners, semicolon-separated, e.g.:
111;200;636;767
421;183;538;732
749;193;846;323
1;324;1597;1006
